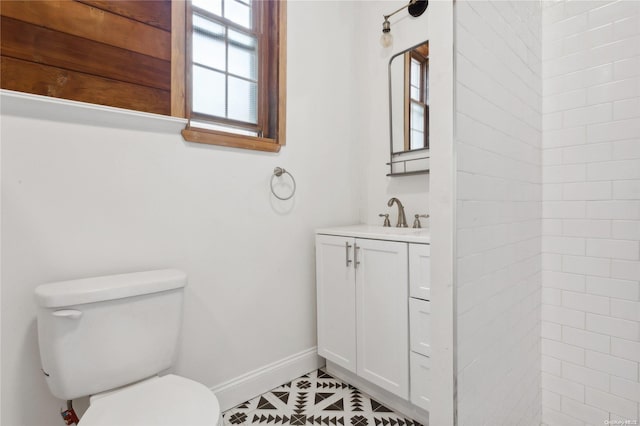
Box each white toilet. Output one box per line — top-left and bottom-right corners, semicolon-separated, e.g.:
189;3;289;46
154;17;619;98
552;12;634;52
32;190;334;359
34;269;221;425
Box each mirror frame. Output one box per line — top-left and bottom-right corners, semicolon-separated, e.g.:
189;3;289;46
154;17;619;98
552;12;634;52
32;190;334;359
387;40;430;177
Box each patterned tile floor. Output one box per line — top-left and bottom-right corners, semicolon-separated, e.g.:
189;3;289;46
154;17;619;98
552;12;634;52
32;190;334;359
223;369;424;426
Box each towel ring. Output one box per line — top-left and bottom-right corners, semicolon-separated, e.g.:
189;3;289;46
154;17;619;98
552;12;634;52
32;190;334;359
270;167;296;200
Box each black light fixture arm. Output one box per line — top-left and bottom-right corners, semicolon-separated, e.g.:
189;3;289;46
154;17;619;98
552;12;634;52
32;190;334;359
383;0;428;22
380;0;428;47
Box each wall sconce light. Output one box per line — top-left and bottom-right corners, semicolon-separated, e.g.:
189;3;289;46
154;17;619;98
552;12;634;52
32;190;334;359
380;0;428;47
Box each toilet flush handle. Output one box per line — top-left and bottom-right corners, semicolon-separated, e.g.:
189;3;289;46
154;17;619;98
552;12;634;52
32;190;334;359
52;309;83;319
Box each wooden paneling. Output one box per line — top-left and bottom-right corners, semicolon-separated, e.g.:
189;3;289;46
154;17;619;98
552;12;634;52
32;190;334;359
0;0;171;114
1;1;170;60
171;0;186;117
1;0;171;61
1;17;170;91
2;57;170;115
76;0;171;31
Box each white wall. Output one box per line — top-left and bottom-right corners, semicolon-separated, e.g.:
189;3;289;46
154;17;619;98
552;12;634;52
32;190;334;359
541;1;640;425
353;1;429;226
0;2;362;425
455;1;543;425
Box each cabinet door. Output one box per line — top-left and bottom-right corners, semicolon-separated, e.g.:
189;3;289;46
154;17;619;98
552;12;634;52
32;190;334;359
409;244;430;300
316;234;356;373
410;352;431;411
355;239;409;398
409;298;431;357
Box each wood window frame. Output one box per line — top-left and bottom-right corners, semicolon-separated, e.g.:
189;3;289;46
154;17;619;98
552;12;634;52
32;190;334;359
171;0;286;153
403;49;429;151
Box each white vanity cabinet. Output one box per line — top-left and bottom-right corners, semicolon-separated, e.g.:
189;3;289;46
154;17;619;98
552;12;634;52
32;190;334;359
316;225;431;416
315;234;409;398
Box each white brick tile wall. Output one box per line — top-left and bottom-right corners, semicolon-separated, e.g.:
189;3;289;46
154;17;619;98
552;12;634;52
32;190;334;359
587;159;640;181
586;276;639;300
586;313;639;341
587;78;639;105
542;372;586;401
562;143;612;164
543;253;563;271
542;1;640;424
561;291;609;315
613;180;640;200
562;326;610;353
544;270;586;292
561;395;609;424
562;362;609;392
613;139;640;160
610;376;640;403
587;200;640;220
563;255;610;277
612;221;640;240
611;338;640;362
457;0;639;423
586;238;640;260
562;220;611;239
543;236;586;255
562;182;611;200
543;407;585;426
610;260;640;281
544;201;586;218
614;98;640;120
585;350;638;381
543;336;586;365
545;126;586;147
587;119;640;144
543;288;563;306
542;389;562;411
543;355;563;376
456;1;542;424
615;57;640;81
545;164;588;183
585;387;638;420
610;299;640;322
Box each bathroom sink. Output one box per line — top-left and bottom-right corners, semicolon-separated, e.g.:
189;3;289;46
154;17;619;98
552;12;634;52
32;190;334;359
316;224;430;243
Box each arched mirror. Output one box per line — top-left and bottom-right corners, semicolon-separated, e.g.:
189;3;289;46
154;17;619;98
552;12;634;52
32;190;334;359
388;40;429;176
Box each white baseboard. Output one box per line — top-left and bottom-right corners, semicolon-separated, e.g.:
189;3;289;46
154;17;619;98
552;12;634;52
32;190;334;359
210;347;324;412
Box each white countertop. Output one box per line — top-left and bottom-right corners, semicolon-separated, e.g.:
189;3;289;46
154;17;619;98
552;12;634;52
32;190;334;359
316;224;430;244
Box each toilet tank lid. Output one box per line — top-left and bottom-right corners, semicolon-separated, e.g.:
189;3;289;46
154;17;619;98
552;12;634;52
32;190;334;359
34;269;187;308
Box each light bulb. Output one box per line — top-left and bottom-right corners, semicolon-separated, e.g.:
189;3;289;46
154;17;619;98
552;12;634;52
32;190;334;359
380;18;393;48
380;31;393;47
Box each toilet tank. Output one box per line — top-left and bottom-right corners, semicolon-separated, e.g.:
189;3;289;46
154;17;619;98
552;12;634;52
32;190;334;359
34;269;187;400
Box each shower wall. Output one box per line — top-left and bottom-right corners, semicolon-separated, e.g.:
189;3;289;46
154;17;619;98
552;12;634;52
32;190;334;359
541;1;640;424
455;1;543;424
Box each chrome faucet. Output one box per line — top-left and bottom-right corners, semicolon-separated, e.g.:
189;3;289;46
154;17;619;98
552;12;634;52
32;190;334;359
387;197;408;228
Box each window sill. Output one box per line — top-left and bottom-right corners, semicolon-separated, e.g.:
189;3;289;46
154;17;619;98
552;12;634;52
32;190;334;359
0;89;187;134
182;126;282;153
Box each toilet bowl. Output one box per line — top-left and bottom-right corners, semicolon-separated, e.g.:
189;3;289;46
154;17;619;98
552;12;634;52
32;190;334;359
80;375;221;426
34;269;221;425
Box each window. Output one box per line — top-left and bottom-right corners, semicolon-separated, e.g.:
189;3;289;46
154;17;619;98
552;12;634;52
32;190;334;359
405;50;428;150
176;0;286;152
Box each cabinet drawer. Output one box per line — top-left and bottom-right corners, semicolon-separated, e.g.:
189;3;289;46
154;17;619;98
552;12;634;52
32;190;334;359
410;352;431;412
409;298;431;357
409;244;430;300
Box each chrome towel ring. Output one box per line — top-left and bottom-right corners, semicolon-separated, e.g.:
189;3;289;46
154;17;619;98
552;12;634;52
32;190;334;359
270;167;296;200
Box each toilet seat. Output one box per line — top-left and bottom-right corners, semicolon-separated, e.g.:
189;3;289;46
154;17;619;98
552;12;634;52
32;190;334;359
79;374;221;426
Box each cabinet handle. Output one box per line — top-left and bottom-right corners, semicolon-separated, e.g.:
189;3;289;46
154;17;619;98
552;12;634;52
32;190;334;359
345;242;352;267
354;244;360;269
